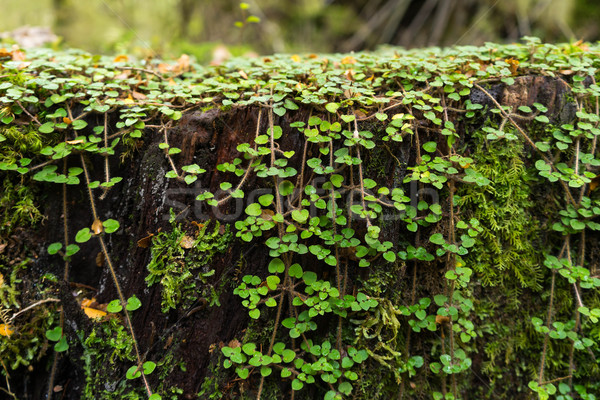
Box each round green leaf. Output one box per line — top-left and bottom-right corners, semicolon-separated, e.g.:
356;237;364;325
258;194;274;207
126;295;142;311
423;142;437;153
143;361;157;374
245;203;262;216
126;365;142;379
46;326;62;341
268;258;285;273
48;242;63;255
75;228;92;243
106;299;123;313
103;219;120;233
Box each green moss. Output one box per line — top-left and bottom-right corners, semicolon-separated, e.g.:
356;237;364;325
146;210;232;313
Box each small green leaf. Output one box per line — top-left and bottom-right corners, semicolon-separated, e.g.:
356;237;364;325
75;228;92;243
249;309;260;319
268;258;285;273
39;122;55;133
292;209;309;223
429;233;445;245
289;263;303;278
126;365;142;379
48;242;63;255
292;379;304;390
245;203;262;216
46;326;62;341
266;275;280;290
325;103;340;114
54;336;69;352
103;219;120;233
423;142;437;153
126;296;142;311
259;194;274;207
143;361;157;374
236;367;249;379
106;299;123;313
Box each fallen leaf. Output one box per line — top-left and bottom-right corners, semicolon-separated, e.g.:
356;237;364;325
179;235;195;249
290;54;301;63
341;56;356;65
505;58;519;75
228;339;241;348
66;139;84;145
80;297;96;308
132;90;147;100
63;117;72;125
238;70;248;80
0;323;14;336
435;315;450;325
590;176;600;192
53;385;63;392
113;54;129;63
82;306;107;319
137;233;154;248
95;252;105;267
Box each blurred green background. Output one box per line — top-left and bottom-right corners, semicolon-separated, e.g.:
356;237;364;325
1;0;599;61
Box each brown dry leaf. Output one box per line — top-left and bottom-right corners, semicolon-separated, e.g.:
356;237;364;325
435;315;450;325
157;63;172;74
228;339;241;348
260;209;274;221
0;323;14;336
0;243;6;255
63;117;72;125
91;218;104;235
82;306;107;319
53;385;63;393
590;176;600;192
0;48;11;58
308;53;318;59
341;56;357;65
191;221;205;231
66;139;84;145
179;235;195;249
137;233;154;248
238;70;248;80
132;90;147;100
175;54;191;73
95;252;105;267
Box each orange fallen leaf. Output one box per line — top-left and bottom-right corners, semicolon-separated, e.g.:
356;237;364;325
80;297;95;308
341;56;356;65
0;323;14;336
82;306;107;319
113;54;129;63
63;117;72;125
435;315;450;325
290;54;301;63
505;58;519;75
238;70;248;80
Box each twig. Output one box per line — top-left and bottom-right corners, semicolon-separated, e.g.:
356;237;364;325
9;298;60;321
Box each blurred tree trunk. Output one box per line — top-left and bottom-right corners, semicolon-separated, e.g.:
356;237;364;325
179;0;197;38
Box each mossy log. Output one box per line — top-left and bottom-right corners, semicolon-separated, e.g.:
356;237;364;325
0;40;599;399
